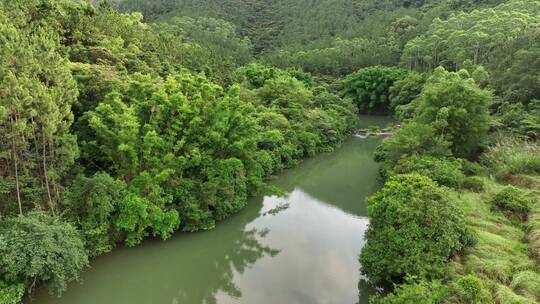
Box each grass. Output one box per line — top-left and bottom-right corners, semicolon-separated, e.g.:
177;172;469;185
446;176;540;303
483;139;540;181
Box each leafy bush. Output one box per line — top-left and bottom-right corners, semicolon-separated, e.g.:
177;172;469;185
372;278;448;304
461;160;487;176
374;122;451;177
393;156;465;188
0;212;89;297
65;172;128;257
455;275;490;303
360;174;473;284
463;176;485;192
490;186;533;220
342;66;409;114
0;282;24;304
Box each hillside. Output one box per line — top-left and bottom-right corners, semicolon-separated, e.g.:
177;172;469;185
0;0;539;303
119;0;506;55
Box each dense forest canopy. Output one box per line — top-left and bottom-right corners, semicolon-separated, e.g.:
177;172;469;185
0;0;539;303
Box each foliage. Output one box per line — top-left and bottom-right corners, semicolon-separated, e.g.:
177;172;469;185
414;67;491;158
360;174;473;284
64;172;128;256
371;278;448;304
0;2;79;215
510;271;540;302
150;16;253;83
462;176;485;193
1;0;539;301
263;38;400;77
374;122;451;177
446;178;540;303
81;72;254;233
494;100;540;140
393;155;465;188
529;200;540;278
0;281;24;304
490;186;533;220
0;211;88;297
342;66;409;114
461;160;487;177
390;72;426;120
402;0;540;71
237;63;358;171
455;275;490;303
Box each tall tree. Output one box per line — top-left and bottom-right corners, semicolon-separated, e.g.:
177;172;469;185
0;5;78;216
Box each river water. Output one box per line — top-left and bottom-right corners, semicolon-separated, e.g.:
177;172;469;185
31;116;391;304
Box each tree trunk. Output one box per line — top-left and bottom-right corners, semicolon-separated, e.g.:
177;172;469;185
42;140;55;216
10;116;22;215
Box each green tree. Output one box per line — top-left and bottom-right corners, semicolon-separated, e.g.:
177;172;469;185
0;4;79;216
393;156;465;188
0;281;24;304
415;67;491;158
342;66;409;114
64;172;128;256
374;122;451;177
82;72;259;233
0;211;88;297
360;174;473;284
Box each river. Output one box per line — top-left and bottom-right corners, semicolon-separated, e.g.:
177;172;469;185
30;116;391;304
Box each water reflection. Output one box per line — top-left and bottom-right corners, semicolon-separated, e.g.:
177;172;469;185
215;189;376;304
272;137;383;215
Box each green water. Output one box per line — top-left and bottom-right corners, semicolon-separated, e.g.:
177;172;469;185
31;116;391;304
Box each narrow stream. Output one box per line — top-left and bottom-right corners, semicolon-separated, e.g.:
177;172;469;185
31;116;391;304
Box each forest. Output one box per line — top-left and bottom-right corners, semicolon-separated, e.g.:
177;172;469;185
0;0;539;303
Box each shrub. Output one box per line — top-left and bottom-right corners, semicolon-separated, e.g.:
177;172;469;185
372;278;448;304
393;156;465;188
0;211;89;297
374;122;451;177
64;172;128;257
455;275;490;303
0;282;24;304
463;176;485;192
461;160;487;176
360;174;473;284
491;186;533;220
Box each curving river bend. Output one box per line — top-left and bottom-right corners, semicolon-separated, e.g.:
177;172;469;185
31;116;391;304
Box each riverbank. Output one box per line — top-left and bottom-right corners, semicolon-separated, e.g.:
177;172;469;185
29;127;388;304
363;137;540;303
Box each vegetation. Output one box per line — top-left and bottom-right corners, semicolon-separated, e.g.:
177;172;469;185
360;174;472;284
0;0;539;302
0;212;88;297
0;0;358;299
342;66;409;114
